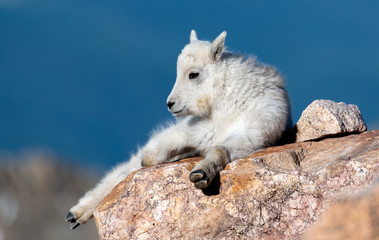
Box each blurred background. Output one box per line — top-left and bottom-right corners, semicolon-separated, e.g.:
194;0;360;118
0;0;378;239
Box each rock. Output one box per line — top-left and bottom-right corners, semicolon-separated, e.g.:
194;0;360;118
294;100;367;142
93;130;379;240
304;179;379;240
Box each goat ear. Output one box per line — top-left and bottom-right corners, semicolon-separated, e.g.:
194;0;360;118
210;31;227;61
190;30;198;42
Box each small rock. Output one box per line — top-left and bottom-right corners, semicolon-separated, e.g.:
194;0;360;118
295;100;367;142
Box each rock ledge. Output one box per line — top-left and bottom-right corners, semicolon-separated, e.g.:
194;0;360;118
94;130;379;240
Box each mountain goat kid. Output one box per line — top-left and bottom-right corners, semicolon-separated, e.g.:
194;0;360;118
66;30;291;229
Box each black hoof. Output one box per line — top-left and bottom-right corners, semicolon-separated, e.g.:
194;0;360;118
189;170;210;189
189;170;206;182
65;211;75;222
65;211;80;229
71;222;81;230
194;180;208;189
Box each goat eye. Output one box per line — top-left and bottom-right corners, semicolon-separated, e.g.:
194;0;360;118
189;72;199;79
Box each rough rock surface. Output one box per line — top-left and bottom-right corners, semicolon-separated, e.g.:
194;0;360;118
294;100;367;142
93;130;379;240
304;179;379;240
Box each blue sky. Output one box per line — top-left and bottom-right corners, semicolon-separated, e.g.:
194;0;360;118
1;0;378;169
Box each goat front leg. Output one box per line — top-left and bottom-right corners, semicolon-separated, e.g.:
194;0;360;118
66;123;190;229
189;146;230;189
65;154;142;229
141;123;191;166
189;132;263;189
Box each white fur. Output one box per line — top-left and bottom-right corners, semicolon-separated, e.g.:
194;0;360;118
66;30;291;228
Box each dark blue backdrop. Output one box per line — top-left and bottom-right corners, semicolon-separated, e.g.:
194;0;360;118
1;0;378;169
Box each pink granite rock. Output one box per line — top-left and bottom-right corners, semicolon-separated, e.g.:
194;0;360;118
94;131;379;240
304;179;379;240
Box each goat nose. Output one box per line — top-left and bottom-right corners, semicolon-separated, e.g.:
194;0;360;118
167;101;175;109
